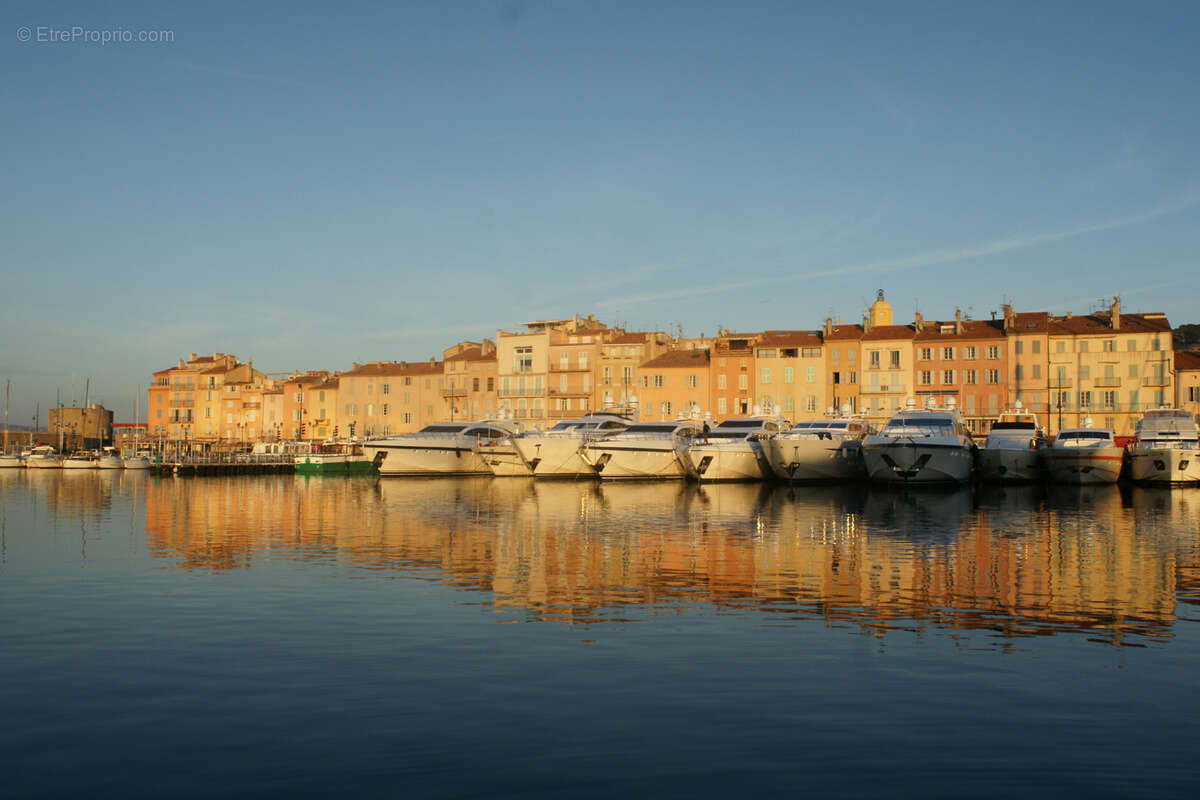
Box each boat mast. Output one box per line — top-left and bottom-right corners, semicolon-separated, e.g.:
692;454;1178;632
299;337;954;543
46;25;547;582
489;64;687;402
3;379;9;455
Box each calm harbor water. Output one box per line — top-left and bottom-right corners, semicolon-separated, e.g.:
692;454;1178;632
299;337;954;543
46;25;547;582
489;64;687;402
2;469;1199;798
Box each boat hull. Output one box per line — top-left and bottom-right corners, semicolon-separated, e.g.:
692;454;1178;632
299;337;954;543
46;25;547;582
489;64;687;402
0;455;22;469
294;455;376;475
97;457;124;470
26;457;62;469
364;443;491;476
62;459;97;470
977;447;1042;482
763;438;863;482
123;457;153;470
863;442;973;485
583;442;687;480
511;436;596;477
682;442;768;482
1045;447;1124;485
476;442;533;477
1128;447;1200;484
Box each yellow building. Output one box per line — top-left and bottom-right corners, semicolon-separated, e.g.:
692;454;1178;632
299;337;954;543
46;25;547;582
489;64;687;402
1003;306;1051;422
338;360;444;437
1047;297;1173;435
1175;351;1200;424
753;331;825;421
592;332;671;416
496;315;611;423
442;340;499;422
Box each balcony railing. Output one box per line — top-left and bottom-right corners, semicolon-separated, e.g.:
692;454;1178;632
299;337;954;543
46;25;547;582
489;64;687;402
499;387;544;398
441;387;467;397
1142;374;1170;387
1094;377;1121;387
861;384;907;394
242;401;261;409
170;400;194;408
549;365;591;373
548;388;590;396
1049;377;1073;388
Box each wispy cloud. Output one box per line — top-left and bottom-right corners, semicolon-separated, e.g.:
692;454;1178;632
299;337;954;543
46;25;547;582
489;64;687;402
595;193;1200;309
364;323;485;341
181;61;306;88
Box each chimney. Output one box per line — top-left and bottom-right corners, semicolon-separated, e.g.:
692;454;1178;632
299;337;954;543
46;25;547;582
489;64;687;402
481;338;496;356
955;308;963;335
862;312;872;333
1002;303;1015;332
189;353;197;361
1111;295;1121;330
823;317;833;337
914;311;924;333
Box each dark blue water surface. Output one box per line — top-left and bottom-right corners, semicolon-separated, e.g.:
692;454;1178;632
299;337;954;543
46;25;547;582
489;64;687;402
2;469;1199;798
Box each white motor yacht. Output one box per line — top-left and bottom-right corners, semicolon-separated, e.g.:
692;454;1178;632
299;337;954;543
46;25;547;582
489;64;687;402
977;402;1045;482
1127;408;1200;485
0;451;21;468
862;398;975;485
1045;417;1123;485
97;447;124;470
62;451;99;470
682;416;784;482
580;419;703;479
363;419;523;476
763;409;871;482
491;412;633;477
25;445;62;469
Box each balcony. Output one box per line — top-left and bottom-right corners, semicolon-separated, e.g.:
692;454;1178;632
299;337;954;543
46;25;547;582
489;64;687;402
548;388;590;396
441;387;467;398
242;401;261;409
1142;375;1170;387
499;387;545;398
861;384;907;395
1049;377;1073;389
549;365;590;373
170;399;194;408
1093;377;1121;388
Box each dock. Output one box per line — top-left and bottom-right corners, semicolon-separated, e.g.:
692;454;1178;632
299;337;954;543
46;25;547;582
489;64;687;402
151;453;296;476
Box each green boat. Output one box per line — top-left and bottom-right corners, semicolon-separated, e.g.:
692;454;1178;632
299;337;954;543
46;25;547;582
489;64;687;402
294;443;378;475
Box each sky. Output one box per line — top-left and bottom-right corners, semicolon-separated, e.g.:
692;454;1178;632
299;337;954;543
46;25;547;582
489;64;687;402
3;0;1200;424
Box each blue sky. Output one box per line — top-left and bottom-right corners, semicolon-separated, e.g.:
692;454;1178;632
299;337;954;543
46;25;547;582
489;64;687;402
3;1;1199;423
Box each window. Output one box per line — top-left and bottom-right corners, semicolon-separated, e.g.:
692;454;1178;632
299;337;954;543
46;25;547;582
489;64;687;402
487;377;494;392
1127;340;1137;352
559;375;568;393
1015;365;1024;380
718;374;727;390
847;371;857;384
1032;364;1041;378
832;372;841;385
382;404;389;416
578;353;588;369
718;397;727;414
805;396;818;412
848;349;856;363
986;346;1000;359
806;366;816;383
1032;340;1041;354
1079;341;1089;353
919;371;933;386
367;403;375;417
1128;363;1139;379
942;347;955;360
1079;365;1090;380
1014;341;1023;355
1101;391;1117;409
473;378;480;392
831;349;840;366
686;375;698;389
1103;340;1115;353
1056;340;1066;354
1189;387;1199;402
758;348;777;358
738;374;748;390
380;385;389;396
1152;337;1162;352
802;347;821;358
661;401;672;416
1055;391;1071;410
869;351;881;369
1079;391;1092;409
602;367;612;385
761;368;772;384
623;366;633;385
783;396;795;412
559;355;569;370
942;370;955;385
919;348;933;361
1129;389;1140;410
515;347;533;372
295;392;304;403
889;350;901;369
784;367;795;384
965;370;978;385
653;375;665;388
985;370;1001;384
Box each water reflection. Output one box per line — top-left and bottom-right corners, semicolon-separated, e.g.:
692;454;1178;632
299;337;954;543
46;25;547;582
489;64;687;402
9;470;1200;645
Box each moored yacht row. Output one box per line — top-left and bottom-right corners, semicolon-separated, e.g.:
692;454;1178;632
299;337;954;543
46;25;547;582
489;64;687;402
361;400;1200;486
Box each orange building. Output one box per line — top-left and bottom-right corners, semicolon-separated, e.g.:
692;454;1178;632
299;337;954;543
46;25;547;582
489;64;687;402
1003;306;1051;422
148;353;261;444
637;349;711;421
709;331;759;418
338;360;445;437
1175;350;1200;423
913;311;1008;433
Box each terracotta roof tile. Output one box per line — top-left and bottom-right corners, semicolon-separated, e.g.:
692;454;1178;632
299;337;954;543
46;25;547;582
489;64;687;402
758;330;823;347
1175;351;1200;371
641;350;711;369
862;324;916;342
914;320;1005;341
342;361;444;377
1049;313;1171;335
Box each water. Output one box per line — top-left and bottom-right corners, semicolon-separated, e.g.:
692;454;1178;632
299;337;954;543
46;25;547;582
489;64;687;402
2;469;1199;798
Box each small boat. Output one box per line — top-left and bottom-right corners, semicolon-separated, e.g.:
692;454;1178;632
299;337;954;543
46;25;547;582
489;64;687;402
97;447;124;470
295;441;377;475
123;452;153;470
1045;416;1123;485
580;419;703;479
26;445;63;469
1127;408;1200;485
763;407;871;482
0;380;20;467
363;419;523;476
487;412;633;477
862;398;975;485
0;452;21;469
62;451;99;470
977;401;1045;482
682;416;785;482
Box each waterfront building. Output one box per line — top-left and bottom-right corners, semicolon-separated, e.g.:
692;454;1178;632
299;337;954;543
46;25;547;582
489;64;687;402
822;319;864;416
48;403;114;450
262;387;285;440
1002;306;1051;423
858;293;916;425
912;310;1008;433
149;353;261;444
217;376;270;445
442;340;498;422
1046;297;1173;435
710;331;759;418
592;332;671;417
1175;350;1200;424
280;372;333;441
496;315;610;424
636;349;712;422
337;359;444;437
753;330;825;421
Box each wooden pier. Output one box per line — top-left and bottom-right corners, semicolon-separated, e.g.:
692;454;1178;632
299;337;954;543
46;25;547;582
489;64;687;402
151;453;296;476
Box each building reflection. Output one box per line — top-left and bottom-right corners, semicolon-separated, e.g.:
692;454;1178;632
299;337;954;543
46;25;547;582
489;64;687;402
131;475;1200;645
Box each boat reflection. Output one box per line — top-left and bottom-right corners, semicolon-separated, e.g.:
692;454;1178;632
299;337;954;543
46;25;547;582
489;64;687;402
98;476;1200;644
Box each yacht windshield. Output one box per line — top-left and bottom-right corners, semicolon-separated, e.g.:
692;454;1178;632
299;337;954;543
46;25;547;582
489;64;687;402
716;420;767;429
549;422;579;431
1058;431;1111;441
991;421;1036;430
623;424;683;434
886;417;954;432
417;425;468;434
